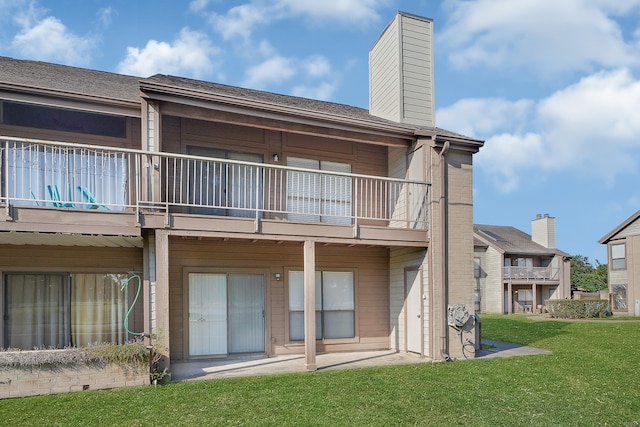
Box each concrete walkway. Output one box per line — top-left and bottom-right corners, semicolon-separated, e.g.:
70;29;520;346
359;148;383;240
171;340;551;382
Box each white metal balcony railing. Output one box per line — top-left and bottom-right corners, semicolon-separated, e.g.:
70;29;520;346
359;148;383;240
0;137;430;230
503;266;559;281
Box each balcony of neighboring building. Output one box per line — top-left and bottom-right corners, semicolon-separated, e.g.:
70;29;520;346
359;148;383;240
0;137;430;246
503;266;560;283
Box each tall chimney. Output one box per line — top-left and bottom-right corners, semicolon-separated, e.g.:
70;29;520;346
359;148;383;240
369;12;435;127
532;213;556;249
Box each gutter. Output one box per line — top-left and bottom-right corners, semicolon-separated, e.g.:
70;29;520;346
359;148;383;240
439;141;451;360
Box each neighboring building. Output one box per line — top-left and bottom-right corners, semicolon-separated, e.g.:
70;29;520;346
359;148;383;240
599;210;640;316
474;214;571;314
0;11;483;375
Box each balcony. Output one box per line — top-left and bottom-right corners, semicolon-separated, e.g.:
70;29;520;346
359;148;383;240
503;266;559;282
0;137;430;244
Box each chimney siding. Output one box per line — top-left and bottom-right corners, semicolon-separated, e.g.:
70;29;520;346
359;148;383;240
532;213;556;249
369;12;435;127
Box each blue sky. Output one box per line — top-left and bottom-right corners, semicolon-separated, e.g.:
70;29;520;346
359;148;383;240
2;0;640;264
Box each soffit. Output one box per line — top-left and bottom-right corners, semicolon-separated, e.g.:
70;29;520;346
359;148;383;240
0;231;143;248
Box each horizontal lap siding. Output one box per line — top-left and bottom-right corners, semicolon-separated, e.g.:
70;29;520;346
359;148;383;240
0;245;142;270
168;238;390;359
401;16;433;125
369;20;400;122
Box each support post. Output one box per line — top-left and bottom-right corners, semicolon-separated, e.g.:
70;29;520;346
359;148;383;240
303;240;317;371
154;229;170;373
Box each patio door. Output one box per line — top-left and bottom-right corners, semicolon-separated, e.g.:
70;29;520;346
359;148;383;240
187;147;262;217
405;268;422;354
188;273;265;357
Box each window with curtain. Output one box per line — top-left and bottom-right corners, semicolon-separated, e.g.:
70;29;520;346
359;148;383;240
4;273;131;350
288;270;355;341
6;145;128;210
286;157;352;225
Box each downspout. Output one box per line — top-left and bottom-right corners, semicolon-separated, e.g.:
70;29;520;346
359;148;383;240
439;141;450;360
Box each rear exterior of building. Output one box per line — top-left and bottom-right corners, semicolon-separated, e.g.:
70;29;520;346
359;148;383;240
0;12;483;375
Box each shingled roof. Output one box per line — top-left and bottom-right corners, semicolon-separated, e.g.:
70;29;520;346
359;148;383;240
0;56;482;145
0;56;141;104
142;74;481;143
474;224;570;256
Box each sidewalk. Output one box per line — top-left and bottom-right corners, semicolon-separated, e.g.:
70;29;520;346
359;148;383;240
171;340;551;382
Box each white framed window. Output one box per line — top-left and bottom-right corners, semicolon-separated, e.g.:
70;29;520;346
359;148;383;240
611;243;626;270
288;270;355;341
286;157;352;225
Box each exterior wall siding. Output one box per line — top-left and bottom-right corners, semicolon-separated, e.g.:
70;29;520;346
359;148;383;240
167;238;391;360
483;247;504;313
389;247;427;353
370;13;434;127
400;15;434;125
369;18;401;123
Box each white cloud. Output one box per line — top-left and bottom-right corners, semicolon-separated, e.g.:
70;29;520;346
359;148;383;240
11;13;94;66
303;55;331;78
275;0;383;24
207;4;270;40
439;0;640;74
437;98;533;138
292;82;336;100
536;68;640;180
117;28;218;78
444;68;640;192
476;133;544;192
241;48;335;96
97;7;114;27
201;0;385;40
242;55;297;88
189;0;212;13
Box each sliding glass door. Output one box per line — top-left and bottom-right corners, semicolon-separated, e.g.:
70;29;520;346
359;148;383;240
188;273;265;357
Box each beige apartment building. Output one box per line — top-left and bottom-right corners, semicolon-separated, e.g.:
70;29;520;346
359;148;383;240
0;12;483;379
474;214;571;314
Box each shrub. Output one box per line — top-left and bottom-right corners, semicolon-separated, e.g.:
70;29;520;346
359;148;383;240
0;341;149;368
545;299;611;319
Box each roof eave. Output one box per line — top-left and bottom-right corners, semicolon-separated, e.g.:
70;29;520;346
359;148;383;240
140;80;418;140
598;209;640;244
0;82;141;117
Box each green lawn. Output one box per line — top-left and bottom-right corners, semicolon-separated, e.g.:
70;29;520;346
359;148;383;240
1;315;639;426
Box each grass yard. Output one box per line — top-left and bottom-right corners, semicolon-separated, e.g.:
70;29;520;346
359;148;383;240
1;315;639;426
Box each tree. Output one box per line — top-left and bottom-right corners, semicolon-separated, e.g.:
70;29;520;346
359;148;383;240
570;255;608;292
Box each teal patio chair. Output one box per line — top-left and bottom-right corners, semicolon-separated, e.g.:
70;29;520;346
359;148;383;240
76;186;109;210
47;185;75;208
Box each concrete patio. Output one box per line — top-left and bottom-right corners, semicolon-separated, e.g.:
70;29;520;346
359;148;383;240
170;340;551;382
